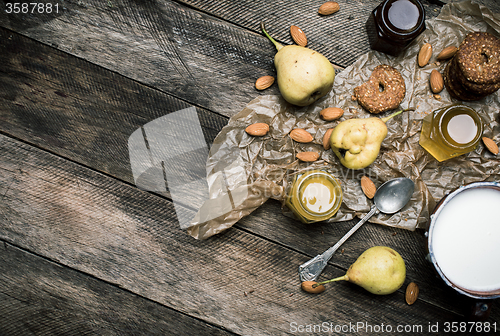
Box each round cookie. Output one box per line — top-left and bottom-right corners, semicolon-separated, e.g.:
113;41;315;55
456;32;500;85
452;56;500;95
443;59;465;100
444;58;487;101
353;64;406;114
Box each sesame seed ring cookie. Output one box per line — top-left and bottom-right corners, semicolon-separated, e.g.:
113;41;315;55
444;58;486;101
456;32;500;85
353;64;406;114
452;56;500;95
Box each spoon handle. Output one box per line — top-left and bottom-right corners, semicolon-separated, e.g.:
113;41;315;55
298;205;378;281
322;205;379;262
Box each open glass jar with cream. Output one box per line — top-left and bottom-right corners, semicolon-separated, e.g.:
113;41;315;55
285;169;342;224
427;182;500;319
419;104;484;162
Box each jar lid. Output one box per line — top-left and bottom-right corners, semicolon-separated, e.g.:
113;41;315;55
380;0;426;39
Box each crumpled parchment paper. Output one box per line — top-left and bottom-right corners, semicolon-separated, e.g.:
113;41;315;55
187;0;500;240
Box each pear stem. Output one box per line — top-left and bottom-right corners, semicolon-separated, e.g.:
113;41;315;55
380;110;402;123
380;107;415;123
260;21;284;51
313;274;349;287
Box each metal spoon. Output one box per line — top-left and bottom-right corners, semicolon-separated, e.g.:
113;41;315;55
298;177;415;282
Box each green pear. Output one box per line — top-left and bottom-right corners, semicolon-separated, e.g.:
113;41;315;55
316;246;406;295
329;110;402;170
261;22;335;106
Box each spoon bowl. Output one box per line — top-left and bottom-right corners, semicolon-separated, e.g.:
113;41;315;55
299;177;415;282
375;177;415;214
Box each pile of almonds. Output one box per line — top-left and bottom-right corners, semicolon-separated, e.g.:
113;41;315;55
245;106;344;162
418;42;445;98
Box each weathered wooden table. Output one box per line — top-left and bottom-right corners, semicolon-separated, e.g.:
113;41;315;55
1;0;500;335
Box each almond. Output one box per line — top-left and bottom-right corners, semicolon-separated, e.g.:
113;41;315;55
360;176;376;199
429;70;444;93
301;281;325;294
482;137;499;155
290;129;314;143
323;128;333;150
290;25;307;47
405;282;419;305
436;45;458;61
255;75;275;90
320;107;344;121
245;123;269;136
296;151;320;162
418;43;432;67
318;1;340;15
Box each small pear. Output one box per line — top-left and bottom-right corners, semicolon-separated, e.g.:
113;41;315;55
261;22;335;106
329;110;403;169
315;246;406;295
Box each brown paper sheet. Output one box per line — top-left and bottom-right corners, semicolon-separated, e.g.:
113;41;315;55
187;0;500;240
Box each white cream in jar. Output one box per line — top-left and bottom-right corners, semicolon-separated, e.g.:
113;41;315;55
431;188;500;292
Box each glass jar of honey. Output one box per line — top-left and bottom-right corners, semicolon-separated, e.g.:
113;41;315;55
366;0;426;56
285;169;342;224
419;104;484;162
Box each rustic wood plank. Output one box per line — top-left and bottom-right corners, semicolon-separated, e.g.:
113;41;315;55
1;134;474;335
0;242;237;336
0;0;281;117
177;0;444;67
0;26;225;207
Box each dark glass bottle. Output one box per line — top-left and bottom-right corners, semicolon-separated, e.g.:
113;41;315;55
366;0;426;56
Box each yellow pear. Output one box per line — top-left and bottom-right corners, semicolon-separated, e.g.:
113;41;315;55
329;110;402;169
316;246;406;295
261;22;335;106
